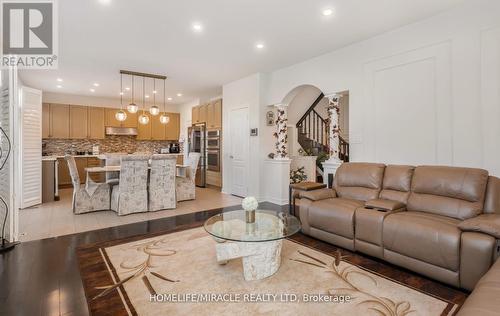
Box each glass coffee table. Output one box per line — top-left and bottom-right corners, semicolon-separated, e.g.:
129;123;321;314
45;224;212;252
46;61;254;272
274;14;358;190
204;210;301;281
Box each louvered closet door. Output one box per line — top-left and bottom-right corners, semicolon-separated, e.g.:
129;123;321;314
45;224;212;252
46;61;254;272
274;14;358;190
21;87;42;208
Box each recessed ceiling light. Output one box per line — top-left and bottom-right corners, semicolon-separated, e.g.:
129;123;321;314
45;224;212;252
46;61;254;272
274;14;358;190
93;83;100;87
192;23;203;32
167;97;173;101
322;8;333;16
255;43;265;49
153;90;157;94
98;0;112;5
119;92;124;95
145;95;150;98
177;93;183;97
56;85;62;88
56;78;63;82
125;87;130;91
90;88;95;92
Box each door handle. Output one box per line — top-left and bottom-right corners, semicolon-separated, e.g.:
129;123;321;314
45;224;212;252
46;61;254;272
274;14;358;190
229;155;234;159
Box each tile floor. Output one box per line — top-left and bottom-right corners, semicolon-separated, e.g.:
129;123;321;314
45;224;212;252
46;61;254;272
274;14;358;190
19;187;242;242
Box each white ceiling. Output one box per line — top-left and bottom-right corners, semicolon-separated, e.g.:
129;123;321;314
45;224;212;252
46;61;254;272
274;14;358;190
19;0;464;105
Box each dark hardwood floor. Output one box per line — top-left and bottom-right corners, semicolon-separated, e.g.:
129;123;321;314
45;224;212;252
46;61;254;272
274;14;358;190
0;202;467;316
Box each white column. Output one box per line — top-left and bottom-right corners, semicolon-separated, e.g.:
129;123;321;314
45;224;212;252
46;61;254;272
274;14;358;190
322;94;343;186
273;103;288;160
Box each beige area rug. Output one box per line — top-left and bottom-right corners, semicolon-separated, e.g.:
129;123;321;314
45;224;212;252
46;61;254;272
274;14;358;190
86;227;458;316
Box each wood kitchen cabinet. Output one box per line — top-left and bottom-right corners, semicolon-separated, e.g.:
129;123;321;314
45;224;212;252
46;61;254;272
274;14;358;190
122;111;137;128
137;116;152;140
105;108;122;127
75;158;87;184
88;107;105;139
42;103;51;138
165;113;180;140
87;157;104;182
199;104;208;123
206;99;222;128
192;106;200;123
151;115;166;140
50;104;70;138
57;158;72;187
70;106;88;139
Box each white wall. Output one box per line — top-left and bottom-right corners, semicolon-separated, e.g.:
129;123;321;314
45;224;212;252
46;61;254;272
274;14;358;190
260;0;500;176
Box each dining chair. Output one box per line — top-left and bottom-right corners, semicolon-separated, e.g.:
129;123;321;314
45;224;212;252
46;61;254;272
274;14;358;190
105;153;125;185
110;155;149;215
65;155;111;214
149;155;177;211
176;152;201;202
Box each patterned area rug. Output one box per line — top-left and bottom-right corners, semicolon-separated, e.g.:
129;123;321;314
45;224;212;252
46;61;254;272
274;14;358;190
78;227;459;316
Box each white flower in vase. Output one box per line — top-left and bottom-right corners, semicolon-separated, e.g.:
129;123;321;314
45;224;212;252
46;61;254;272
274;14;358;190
242;196;258;211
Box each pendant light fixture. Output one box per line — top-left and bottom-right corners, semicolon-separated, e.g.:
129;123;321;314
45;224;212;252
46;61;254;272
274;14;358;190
159;78;170;124
115;73;127;121
138;76;150;125
127;75;138;113
149;78;160;116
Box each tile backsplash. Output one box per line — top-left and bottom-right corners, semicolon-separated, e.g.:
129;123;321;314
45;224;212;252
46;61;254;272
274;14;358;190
42;136;182;156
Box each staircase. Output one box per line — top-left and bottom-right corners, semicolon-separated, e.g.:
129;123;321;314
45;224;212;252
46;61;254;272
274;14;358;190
296;93;349;181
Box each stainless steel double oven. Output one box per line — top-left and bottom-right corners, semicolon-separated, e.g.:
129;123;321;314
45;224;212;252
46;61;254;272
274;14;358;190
206;129;221;172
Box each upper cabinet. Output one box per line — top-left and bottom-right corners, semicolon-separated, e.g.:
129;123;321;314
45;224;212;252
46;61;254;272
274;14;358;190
165;113;180;140
192;106;200;123
70;105;88;139
88;107;105;139
191;99;222;128
50;104;70;138
43;104;180;141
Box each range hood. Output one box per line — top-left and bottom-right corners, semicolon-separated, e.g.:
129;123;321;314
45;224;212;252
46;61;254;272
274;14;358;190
105;127;138;136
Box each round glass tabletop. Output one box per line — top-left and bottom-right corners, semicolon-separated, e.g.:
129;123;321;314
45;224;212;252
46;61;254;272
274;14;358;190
204;210;301;242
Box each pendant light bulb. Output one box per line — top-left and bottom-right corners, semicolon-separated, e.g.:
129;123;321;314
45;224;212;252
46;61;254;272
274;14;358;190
149;105;160;116
138;113;150;125
127;103;138;113
159;113;170;124
115;109;127;121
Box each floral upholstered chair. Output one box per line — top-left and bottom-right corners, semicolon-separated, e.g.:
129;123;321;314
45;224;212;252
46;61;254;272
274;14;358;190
176;152;201;202
65;155;111;214
110;155;149;215
149;155;177;211
105;153;126;185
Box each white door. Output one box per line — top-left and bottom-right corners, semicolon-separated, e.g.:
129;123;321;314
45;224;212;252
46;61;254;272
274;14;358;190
229;107;249;197
20;86;42;208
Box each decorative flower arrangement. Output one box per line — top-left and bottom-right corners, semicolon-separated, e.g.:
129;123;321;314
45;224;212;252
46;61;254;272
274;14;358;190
242;196;258;211
290;166;307;184
326;96;341;159
273;108;288;159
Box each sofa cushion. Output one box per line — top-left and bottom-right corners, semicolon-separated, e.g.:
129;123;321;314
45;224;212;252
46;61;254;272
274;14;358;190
383;211;461;271
308;198;364;239
457;259;500;316
334;163;385;201
408;166;489;220
379;165;415;203
484;176;500;214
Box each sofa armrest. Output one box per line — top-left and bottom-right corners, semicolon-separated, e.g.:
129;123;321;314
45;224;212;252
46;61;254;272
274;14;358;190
365;199;405;211
458;214;500;239
298;188;336;201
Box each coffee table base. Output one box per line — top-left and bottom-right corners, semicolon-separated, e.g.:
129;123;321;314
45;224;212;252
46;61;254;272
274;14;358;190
215;240;283;281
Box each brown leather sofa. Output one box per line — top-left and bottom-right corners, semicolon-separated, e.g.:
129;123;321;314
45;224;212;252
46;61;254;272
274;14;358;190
298;163;500;295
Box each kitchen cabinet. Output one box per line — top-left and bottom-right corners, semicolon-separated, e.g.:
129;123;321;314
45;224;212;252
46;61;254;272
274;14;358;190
122;111;137;128
177;155;183;165
105;108;122;127
88;107;105;139
151;114;166;140
199;104;208;123
137;116;152;140
87;157;104;182
75;158;87;184
165;113;180;140
192;106;200;123
70;105;88;139
57;158;72;187
50;104;70;138
207;100;222;128
42;103;51;138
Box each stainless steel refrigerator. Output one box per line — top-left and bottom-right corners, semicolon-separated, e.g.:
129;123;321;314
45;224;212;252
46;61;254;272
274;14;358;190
188;123;206;187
